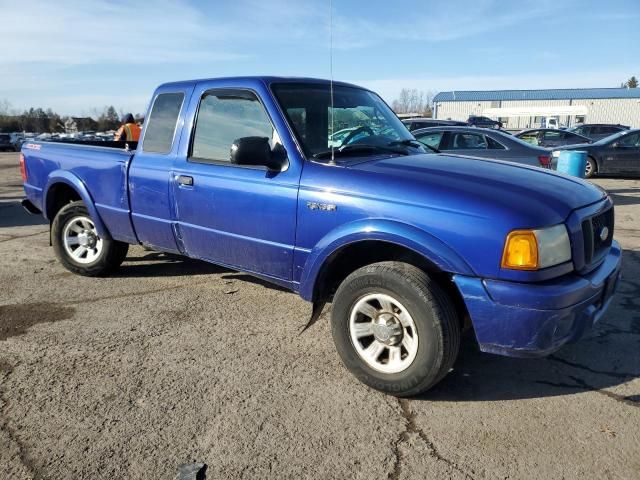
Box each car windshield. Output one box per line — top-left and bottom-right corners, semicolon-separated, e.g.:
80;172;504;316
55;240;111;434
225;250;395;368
272;83;418;158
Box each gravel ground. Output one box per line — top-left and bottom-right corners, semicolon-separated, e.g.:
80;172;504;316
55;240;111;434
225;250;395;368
0;151;638;479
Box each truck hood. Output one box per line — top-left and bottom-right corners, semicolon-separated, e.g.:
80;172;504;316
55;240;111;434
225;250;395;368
348;153;605;226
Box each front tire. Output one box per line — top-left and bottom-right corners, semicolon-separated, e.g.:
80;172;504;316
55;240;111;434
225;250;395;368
52;201;128;276
330;262;460;397
585;157;597;178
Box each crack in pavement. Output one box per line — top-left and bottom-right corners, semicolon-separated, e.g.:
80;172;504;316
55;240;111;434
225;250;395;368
0;360;39;479
389;399;475;480
0;230;49;243
548;355;639;380
567;375;640;408
595;321;640;337
535;375;639;408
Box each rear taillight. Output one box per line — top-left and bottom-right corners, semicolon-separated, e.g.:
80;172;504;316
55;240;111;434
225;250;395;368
19;153;27;182
538;155;551;168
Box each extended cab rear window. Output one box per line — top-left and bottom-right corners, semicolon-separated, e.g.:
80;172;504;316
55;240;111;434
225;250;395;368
142;92;184;154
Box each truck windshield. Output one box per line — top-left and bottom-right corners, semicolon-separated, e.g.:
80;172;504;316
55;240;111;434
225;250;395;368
272;83;419;159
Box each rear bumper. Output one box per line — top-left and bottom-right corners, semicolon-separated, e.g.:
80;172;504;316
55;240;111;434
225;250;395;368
453;241;622;357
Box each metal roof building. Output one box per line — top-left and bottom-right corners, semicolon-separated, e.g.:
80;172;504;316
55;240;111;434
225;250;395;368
433;88;640;129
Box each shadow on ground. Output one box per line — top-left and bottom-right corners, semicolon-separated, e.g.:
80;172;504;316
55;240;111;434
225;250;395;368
115;250;291;293
418;248;640;404
607;188;640;207
0;202;47;228
114;251;230;278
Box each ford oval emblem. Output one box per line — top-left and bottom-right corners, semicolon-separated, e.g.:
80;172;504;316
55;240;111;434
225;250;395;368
599;226;609;241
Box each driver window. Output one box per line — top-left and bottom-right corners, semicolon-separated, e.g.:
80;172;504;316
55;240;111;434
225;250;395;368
191;90;275;164
618;133;640;147
451;132;487;150
519;132;539;145
543;131;562;141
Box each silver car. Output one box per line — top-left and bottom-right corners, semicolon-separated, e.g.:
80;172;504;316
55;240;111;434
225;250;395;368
412;126;552;168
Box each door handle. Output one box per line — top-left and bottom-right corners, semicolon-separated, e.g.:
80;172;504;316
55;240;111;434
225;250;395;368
177;175;194;186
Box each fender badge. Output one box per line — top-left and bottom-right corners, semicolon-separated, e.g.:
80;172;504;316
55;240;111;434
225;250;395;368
307;202;337;212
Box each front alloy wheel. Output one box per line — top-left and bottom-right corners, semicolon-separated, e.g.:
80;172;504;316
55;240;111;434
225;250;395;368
331;261;461;397
349;293;419;374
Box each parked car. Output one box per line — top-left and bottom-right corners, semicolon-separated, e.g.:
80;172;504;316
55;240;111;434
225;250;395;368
402;118;467;131
13;137;28;151
467;115;502;129
542;117;560;129
515;128;593;148
569;124;630;141
552;128;640;178
0;133;14;151
20;76;620;397
412;126;552;168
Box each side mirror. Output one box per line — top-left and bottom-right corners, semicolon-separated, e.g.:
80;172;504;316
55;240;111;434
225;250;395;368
230;136;286;171
612;142;620;148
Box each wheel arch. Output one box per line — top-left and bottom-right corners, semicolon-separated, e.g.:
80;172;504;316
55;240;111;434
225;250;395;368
299;220;475;307
44;171;112;239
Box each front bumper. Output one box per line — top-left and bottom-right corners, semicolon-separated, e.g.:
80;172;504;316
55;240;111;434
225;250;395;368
453;240;622;357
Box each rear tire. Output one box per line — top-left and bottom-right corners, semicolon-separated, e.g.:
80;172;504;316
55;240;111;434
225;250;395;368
585;157;597;178
330;262;460;397
52;201;128;276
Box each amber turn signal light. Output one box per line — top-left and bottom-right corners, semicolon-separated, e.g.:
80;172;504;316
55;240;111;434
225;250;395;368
501;230;538;270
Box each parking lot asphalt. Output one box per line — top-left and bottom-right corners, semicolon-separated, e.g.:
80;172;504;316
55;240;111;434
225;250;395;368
0;151;638;480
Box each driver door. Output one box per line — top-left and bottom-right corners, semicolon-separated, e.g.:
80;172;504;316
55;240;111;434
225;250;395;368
171;85;301;281
608;132;640;173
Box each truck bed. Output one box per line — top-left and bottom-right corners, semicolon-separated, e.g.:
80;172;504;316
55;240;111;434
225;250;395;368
21;140;138;243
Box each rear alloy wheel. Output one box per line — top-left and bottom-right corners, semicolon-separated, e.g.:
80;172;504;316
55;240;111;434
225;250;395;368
585;157;596;178
62;216;104;264
52;201;128;276
331;261;461;397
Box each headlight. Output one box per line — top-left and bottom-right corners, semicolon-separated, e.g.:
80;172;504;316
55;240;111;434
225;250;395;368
501;224;571;270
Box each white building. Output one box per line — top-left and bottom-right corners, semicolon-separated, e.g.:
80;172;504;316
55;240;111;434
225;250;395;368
433;88;640;129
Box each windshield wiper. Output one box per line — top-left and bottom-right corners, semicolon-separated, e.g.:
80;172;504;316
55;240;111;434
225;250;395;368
388;138;440;153
313;144;409;159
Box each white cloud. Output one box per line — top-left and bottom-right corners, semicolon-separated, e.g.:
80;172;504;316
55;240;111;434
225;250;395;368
0;0;247;65
332;0;564;48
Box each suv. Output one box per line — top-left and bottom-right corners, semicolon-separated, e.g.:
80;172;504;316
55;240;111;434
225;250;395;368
570;124;630;141
0;134;15;151
402;118;467;131
467;115;502;129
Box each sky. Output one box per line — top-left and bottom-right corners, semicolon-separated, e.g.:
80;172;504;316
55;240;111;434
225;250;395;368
1;0;639;116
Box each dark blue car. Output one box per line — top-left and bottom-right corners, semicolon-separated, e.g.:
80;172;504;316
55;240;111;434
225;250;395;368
20;77;621;396
467;115;502;129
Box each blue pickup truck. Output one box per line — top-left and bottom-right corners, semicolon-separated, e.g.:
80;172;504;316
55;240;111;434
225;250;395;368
20;77;621;396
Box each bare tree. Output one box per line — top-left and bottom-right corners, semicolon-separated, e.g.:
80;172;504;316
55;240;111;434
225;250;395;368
391;88;435;116
0;99;11;116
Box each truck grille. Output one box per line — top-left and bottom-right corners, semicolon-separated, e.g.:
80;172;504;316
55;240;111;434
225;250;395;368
582;207;614;265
